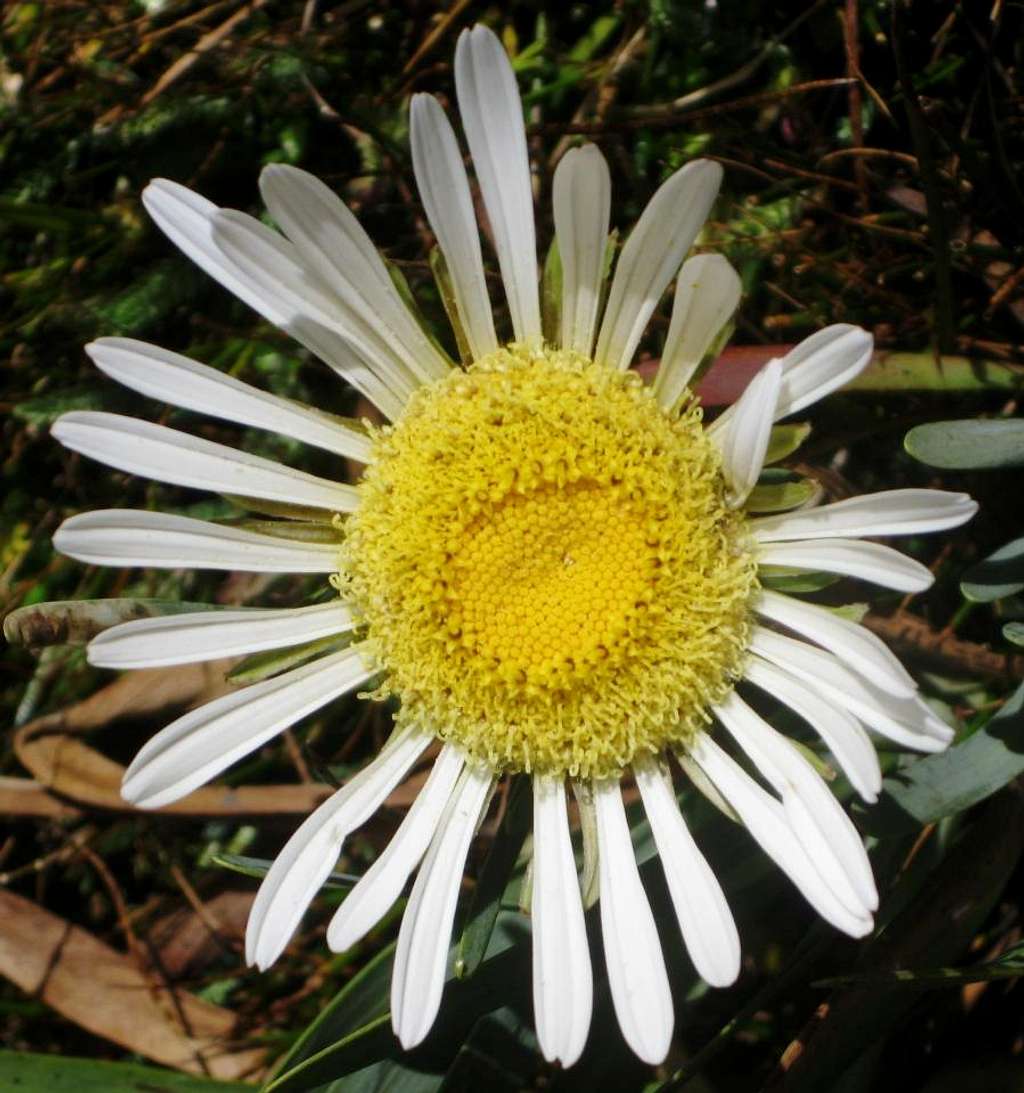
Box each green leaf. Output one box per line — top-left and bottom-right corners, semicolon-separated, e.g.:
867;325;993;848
905;419;1024;470
763;421;811;464
814;937;1024;989
961;536;1024;602
438;1008;539;1091
848;352;1024;392
264;931;530;1093
0;1051;250;1091
1004;622;1024;647
455;776;531;978
213;852;359;889
861;680;1024;834
3;598;212;647
313;1060;444;1092
747;788;1024;1093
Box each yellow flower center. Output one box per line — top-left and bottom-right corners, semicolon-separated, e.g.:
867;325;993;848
341;345;757;779
451;482;653;681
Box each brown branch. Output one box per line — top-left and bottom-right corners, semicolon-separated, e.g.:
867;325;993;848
864;612;1024;684
531;79;856;136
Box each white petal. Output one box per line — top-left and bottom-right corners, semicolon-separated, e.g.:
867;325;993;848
653;254;741;413
121;647;371;809
595;160;722;372
287;314;408;422
259;164;449;384
742;656;882;803
454;25;540;346
714;691;877;915
410;94;497;361
755;589;916;698
143;180;410;418
553;144;612;357
714;358;782;507
758;538;935;593
52;412;358;514
593;778;673;1066
710;326;873;440
750;628;949;753
54;509;339;573
88;601;354;670
211;209;422;402
327;745;465;954
774;324;873;418
753;489;978;543
245;725;430;970
532;774;593;1067
633;758;740;988
391;764;493;1049
689;734;873;938
86;338;372;463
143;179;292;326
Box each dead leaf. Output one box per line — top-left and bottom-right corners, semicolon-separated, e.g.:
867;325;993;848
0;888;265;1080
150;891;253;979
13;661;435;815
0;776;83;818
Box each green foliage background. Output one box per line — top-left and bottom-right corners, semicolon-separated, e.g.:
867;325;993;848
2;1;1024;1090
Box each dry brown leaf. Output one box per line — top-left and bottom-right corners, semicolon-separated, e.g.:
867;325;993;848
13;660;434;815
150;890;253;978
0;888;265;1080
14;727;341;815
0;775;83;818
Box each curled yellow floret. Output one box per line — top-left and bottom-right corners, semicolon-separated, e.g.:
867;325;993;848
341;345;757;779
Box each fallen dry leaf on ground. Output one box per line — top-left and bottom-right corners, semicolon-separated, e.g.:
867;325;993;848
0;888;265;1080
12;660;437;815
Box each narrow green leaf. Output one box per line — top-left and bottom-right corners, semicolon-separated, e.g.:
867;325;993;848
267;943;397;1091
814;938;1024;989
0;1051;250;1091
213;852;359;888
455;776;531;978
905;418;1024;470
961;536;1024;602
265;937;529;1093
437;1008;539;1091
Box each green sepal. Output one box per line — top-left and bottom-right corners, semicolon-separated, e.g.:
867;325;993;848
428;246;474;366
226;632;353;684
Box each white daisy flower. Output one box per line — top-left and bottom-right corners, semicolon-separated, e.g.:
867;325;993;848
51;24;976;1069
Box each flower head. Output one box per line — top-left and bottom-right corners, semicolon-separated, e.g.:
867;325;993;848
52;24;976;1069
